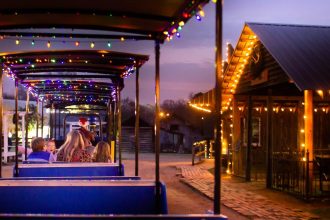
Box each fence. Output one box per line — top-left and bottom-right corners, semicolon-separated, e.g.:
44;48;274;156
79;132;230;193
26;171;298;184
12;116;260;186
272;151;330;200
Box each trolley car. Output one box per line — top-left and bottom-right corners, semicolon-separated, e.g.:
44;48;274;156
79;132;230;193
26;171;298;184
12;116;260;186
0;0;227;219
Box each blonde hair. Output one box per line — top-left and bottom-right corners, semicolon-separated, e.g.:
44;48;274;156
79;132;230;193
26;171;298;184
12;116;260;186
58;130;85;162
31;137;45;152
94;141;111;162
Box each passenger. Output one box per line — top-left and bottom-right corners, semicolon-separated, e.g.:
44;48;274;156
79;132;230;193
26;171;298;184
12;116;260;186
57;130;92;162
46;139;57;160
78;117;95;154
94;141;112;162
27;137;55;163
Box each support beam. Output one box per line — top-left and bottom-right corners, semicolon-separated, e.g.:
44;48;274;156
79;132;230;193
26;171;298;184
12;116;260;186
54;108;57;139
135;67;140;176
113;102;117;163
155;40;161;214
25;89;30;160
304;90;313;160
36;98;39;137
214;0;223;214
41;100;44;138
0;64;3;177
232;98;240;175
266;90;273;188
246;95;252;182
14;80;19;177
117;86;122;174
58;108;61;140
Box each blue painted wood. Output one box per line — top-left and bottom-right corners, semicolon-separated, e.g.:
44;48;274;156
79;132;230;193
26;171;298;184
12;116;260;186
15;163;124;177
0;180;167;215
0;214;228;219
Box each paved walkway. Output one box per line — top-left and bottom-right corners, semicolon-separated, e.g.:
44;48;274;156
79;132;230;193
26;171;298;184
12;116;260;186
177;164;320;220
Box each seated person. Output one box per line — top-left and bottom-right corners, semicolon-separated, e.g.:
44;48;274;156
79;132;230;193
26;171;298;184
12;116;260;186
93;141;112;162
27;137;55;163
78;117;95;155
47;139;57;160
57;130;92;162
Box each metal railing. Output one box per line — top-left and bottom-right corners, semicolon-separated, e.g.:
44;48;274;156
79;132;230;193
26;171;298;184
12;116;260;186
272;151;330;200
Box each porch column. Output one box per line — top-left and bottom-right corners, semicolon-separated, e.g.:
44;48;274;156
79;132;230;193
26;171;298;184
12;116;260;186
232;98;240;175
113;102;117;163
214;0;223;214
58;108;61;139
246;95;252;181
155;39;161;213
0;64;3;177
135;67;140;176
304;90;313;160
266;89;273;188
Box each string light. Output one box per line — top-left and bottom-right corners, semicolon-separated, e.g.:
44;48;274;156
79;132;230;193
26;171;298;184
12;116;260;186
47;41;51;48
107;41;111;48
75;41;80;47
31;40;35;46
15;39;20;45
90;42;95;48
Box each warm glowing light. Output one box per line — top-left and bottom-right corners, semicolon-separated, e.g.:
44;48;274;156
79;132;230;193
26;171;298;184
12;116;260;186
179;21;185;26
16;39;20;45
300;129;305;133
75;41;80;47
120;37;125;41
189;103;211;113
90;42;95;48
47;41;51;48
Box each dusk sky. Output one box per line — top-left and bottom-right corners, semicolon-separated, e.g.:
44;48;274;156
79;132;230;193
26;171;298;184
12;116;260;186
2;0;330;105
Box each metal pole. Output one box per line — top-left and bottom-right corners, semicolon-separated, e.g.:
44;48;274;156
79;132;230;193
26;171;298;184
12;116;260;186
58;108;61;140
155;40;161;213
135;67;140;176
49;104;53;139
266;89;273;188
54;108;57;140
25;89;30;160
246;95;252;181
107;102;112;148
117;86;122;174
0;64;3;178
14;79;19;177
41;100;44;138
214;0;223;214
36;98;39;137
113;102;117;163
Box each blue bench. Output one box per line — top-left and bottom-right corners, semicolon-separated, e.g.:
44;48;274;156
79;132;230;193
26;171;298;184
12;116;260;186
0;214;228;219
2;176;140;181
15;162;124;177
0;179;167;215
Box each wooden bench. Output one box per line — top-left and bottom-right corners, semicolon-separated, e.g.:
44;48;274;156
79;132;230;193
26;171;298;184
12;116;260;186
0;179;167;215
15;162;124;177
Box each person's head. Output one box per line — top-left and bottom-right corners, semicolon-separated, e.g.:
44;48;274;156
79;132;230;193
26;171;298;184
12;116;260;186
79;117;88;128
58;130;85;161
94;141;111;162
47;139;56;153
31;137;46;152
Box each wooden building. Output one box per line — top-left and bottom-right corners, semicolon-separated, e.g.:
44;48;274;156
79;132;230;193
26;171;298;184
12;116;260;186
190;23;330;199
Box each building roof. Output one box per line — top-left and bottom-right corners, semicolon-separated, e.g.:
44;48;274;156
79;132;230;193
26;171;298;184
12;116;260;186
248;22;330;91
191;23;330;111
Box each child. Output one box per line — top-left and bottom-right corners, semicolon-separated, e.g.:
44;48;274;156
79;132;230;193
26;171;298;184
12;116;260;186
94;141;112;162
27;137;55;162
47;139;57;160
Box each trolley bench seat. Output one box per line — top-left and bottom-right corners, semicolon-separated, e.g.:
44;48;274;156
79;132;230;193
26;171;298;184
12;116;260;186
0;179;167;215
15;162;124;177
